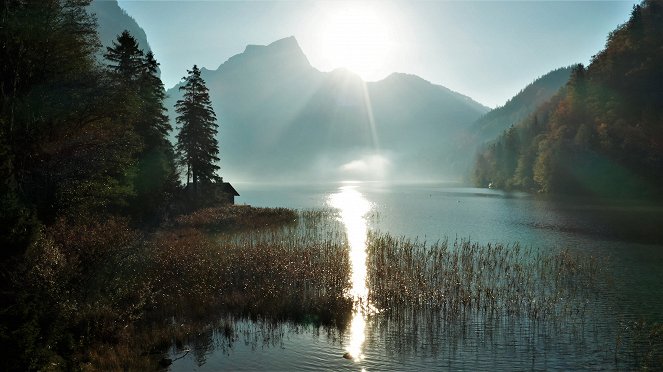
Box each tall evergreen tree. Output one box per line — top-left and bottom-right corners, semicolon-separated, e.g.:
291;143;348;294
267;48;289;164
134;51;178;220
104;31;177;221
175;65;220;191
104;30;144;84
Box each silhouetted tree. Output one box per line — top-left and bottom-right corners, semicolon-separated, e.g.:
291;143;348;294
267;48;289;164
175;65;220;192
104;31;177;221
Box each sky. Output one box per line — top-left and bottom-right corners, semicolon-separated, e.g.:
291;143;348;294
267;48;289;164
117;0;639;108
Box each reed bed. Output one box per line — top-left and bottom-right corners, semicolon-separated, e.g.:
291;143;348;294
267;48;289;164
39;205;657;369
174;205;298;231
366;232;608;321
149;209;352;326
360;232;626;367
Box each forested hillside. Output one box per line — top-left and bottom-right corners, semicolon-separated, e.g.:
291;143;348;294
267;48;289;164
474;0;663;199
470;67;572;145
452;66;572;177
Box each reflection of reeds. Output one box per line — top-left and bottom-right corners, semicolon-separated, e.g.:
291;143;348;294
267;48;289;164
362;232;627;367
614;320;663;369
54;206;660;370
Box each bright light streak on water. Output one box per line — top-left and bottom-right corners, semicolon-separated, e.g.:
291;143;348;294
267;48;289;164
328;185;372;361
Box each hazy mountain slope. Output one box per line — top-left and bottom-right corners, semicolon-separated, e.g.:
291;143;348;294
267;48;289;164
451;66;573;178
471;66;573;144
474;0;663;199
165;37;489;183
88;0;153;58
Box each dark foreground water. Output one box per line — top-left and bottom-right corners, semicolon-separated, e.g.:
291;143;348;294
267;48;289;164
170;182;663;370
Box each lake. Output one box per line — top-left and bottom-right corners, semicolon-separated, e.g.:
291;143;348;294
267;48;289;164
170;182;663;370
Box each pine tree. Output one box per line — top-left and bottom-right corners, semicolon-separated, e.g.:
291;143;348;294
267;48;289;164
104;31;177;221
134;51;178;220
175;65;220;192
104;30;144;84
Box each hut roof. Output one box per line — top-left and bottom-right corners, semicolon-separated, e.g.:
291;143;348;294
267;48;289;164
222;182;240;196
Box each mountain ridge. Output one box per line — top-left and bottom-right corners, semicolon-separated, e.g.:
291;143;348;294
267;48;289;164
165;36;489;182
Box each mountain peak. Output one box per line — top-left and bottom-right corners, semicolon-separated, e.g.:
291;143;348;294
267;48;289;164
219;36;310;73
382;72;433;86
243;36;301;54
267;36;300;50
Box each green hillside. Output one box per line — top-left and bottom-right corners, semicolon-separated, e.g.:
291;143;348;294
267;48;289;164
474;0;663;199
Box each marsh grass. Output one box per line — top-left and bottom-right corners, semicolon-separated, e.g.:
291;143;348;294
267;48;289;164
23;206;660;370
173;205;298;232
23;207;351;370
147;224;352;326
366;232;608;320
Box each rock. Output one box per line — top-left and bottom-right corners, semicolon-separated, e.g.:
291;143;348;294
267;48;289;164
159;357;173;367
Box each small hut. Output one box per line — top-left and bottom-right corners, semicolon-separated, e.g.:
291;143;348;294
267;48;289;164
219;180;240;204
182;178;240;206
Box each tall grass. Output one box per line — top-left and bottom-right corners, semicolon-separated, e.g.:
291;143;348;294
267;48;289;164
366;232;608;320
22;207;351;369
147;223;352;326
21;206;661;370
173;205;298;231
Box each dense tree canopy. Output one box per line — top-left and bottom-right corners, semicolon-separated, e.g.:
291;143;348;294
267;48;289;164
474;0;663;199
0;2;183;369
105;31;177;221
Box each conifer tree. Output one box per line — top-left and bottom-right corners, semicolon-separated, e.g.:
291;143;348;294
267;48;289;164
134;51;178;220
175;65;220;191
104;30;145;84
104;31;177;220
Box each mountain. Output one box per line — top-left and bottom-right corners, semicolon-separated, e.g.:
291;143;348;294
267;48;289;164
470;67;573;145
451;67;573;178
165;37;489;183
474;0;663;199
88;0;153;60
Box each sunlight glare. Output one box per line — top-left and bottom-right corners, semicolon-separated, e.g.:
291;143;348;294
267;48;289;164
316;4;394;80
328;186;373;361
329;186;371;300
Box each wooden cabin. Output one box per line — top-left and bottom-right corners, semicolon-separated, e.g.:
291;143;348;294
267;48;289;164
219;181;240;204
182;178;240;205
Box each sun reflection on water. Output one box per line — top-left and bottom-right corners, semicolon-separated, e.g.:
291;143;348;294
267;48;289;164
328;185;373;362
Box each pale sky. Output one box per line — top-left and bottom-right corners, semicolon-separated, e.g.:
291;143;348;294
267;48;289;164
117;0;638;108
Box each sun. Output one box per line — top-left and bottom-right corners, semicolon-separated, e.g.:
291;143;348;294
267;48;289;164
316;4;394;80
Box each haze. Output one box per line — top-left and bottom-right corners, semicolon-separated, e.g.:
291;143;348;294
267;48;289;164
118;0;637;108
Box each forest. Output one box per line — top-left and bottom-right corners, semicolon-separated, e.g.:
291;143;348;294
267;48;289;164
0;1;239;369
473;0;663;199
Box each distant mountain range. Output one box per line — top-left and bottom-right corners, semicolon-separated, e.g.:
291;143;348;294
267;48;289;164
165;37;489;183
88;1;575;185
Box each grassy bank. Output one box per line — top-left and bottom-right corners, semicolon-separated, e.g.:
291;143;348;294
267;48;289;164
7;206;661;370
13;206;350;370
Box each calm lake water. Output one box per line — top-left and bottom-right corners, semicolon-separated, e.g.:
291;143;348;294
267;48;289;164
170;182;663;370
